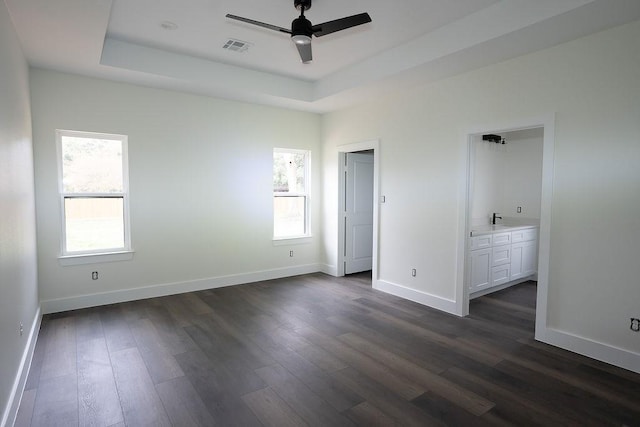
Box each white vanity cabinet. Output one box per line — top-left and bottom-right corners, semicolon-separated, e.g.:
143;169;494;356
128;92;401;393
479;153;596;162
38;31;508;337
469;226;538;296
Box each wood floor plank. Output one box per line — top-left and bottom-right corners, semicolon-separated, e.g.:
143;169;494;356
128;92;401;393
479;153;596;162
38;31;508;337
242;387;308;427
13;388;36;427
496;359;640;425
110;347;171;426
77;338;124;426
155;376;215;426
143;304;199;355
411;392;495;426
255;363;356;427
100;305;136;354
193;309;276;369
442;366;572;426
345;401;401;427
295;342;349;372
326;314;450;374
331;367;444;427
39;316;76;380
478;294;536;315
360;308;503;366
174;349;265;426
31;373;78;426
182;324;268;396
295;325;425;400
270;348;365;412
128;318;184;384
338;332;495;416
75;308;105;343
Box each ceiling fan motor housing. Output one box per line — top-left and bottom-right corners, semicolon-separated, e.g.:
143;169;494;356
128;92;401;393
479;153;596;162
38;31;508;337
292;16;312;38
294;0;312;11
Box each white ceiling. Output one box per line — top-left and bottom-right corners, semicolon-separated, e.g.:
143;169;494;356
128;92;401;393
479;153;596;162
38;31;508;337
6;0;640;113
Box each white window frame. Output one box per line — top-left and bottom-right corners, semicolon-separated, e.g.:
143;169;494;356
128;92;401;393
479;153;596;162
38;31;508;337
56;129;133;265
273;148;311;241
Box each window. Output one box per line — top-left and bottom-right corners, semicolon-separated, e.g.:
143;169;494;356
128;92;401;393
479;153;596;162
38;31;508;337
57;130;131;256
273;148;310;239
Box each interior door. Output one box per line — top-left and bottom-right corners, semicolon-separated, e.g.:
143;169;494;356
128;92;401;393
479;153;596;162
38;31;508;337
344;152;374;274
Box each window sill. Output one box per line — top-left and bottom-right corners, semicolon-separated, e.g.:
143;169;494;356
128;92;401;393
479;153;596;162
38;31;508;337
58;250;135;266
272;236;312;246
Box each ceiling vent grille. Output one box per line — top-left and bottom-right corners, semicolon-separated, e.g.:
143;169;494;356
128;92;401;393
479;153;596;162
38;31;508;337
222;39;251;53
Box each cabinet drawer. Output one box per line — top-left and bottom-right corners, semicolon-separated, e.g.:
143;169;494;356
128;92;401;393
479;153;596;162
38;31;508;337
512;228;538;242
493;232;511;246
470;234;492;250
491;264;511;287
523;228;538;242
492;244;511;266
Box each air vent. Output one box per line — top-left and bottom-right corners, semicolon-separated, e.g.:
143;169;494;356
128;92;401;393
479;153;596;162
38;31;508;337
222;39;251;53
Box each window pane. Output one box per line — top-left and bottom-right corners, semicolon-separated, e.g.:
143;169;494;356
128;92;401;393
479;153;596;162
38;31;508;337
65;197;124;252
62;136;123;193
273;151;306;193
274;196;305;238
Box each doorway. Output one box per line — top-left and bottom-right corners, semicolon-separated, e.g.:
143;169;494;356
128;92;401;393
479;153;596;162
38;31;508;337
466;128;544;330
344;151;374;274
337;140;379;282
457;115;555;342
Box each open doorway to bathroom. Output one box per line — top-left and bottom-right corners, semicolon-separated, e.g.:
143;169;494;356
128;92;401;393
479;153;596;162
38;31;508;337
461;121;554;339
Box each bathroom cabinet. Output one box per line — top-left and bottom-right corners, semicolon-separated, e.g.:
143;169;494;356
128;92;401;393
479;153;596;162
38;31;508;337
469;226;538;296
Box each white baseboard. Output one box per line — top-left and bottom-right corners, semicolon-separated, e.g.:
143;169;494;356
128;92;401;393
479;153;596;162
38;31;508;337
41;264;322;314
538;327;640;374
2;306;42;427
374;279;457;315
320;264;338;277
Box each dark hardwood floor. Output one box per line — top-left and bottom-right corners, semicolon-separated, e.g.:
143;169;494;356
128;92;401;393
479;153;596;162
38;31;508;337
14;273;640;426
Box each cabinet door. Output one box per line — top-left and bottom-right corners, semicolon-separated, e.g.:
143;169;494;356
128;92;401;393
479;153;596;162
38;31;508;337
522;240;538;276
510;242;525;280
469;248;491;292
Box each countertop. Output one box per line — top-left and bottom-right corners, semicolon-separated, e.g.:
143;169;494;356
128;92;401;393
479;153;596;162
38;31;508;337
471;224;538;237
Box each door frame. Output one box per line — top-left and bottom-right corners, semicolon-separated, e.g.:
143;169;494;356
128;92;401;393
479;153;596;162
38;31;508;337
337;140;380;283
455;114;555;342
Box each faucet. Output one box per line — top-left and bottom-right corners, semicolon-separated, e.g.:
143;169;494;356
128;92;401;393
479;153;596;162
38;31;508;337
492;212;502;225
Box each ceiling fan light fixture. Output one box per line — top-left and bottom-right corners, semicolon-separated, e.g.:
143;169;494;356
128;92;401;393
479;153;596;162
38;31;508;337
291;34;311;45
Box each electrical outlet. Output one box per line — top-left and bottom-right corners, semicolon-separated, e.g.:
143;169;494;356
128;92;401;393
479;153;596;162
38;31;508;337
630;318;640;332
92;271;99;280
411;268;417;277
19;322;23;337
289;250;294;257
517;206;522;213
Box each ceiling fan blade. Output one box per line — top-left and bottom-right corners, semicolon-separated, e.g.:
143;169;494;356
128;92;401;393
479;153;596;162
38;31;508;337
226;14;291;34
295;42;312;63
311;13;371;37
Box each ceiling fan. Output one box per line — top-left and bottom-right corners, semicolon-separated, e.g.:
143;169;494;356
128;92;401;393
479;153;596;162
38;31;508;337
226;0;372;63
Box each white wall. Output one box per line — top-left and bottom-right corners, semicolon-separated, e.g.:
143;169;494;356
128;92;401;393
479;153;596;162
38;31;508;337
321;19;640;363
471;129;543;226
0;1;39;425
30;70;321;311
471;136;506;226
502;130;543;220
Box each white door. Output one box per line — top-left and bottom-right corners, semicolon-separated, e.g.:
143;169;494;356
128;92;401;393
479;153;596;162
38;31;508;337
344;152;374;274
